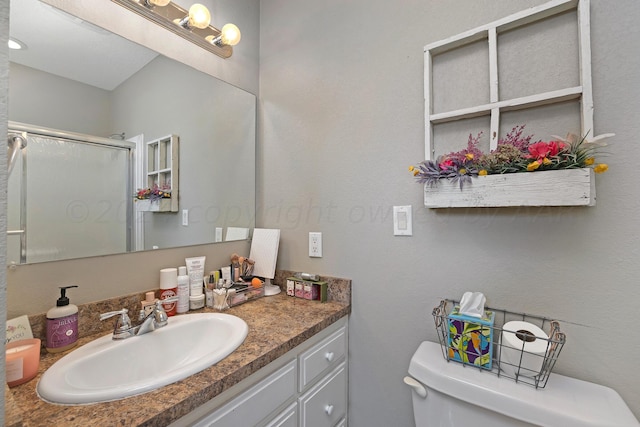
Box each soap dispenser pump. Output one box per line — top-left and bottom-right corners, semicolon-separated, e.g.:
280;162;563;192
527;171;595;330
46;285;79;353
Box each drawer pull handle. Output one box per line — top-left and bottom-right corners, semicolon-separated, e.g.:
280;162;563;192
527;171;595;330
324;404;334;416
325;351;334;362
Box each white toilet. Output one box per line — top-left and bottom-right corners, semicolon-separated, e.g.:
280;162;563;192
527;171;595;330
405;341;639;427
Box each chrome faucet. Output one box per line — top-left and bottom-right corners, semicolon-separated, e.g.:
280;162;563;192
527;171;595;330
100;297;179;340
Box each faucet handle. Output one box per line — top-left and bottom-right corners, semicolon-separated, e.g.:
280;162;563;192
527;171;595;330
99;308;132;334
99;308;129;321
157;296;179;305
154;297;179;327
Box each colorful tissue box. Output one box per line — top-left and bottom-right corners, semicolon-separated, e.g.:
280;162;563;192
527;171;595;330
447;306;495;370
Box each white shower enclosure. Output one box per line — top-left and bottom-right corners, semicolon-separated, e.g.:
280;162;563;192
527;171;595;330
7;122;134;264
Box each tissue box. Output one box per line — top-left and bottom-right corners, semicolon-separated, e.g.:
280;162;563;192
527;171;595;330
447;306;495;370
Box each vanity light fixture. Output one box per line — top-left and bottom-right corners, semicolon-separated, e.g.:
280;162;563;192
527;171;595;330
111;0;241;58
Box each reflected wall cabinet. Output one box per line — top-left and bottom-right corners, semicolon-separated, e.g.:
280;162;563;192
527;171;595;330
136;134;179;212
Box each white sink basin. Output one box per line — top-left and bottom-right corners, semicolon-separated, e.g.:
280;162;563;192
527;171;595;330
37;313;248;405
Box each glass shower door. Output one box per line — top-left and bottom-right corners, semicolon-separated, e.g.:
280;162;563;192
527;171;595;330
7;134;131;264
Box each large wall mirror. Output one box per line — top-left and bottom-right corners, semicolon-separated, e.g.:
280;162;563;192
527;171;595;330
7;0;256;265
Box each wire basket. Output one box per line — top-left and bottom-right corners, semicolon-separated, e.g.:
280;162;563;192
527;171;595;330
432;299;566;389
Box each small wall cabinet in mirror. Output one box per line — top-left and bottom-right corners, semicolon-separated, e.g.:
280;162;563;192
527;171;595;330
136;134;179;212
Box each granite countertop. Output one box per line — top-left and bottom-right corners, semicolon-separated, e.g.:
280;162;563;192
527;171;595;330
7;288;350;427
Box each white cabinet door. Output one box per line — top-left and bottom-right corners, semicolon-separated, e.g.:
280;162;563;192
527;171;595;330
192;360;296;427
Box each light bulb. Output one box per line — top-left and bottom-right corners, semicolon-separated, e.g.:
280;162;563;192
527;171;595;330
188;4;211;29
220;23;241;46
8;38;26;50
147;0;171;6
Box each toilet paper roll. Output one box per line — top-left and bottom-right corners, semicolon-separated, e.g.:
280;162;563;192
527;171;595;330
500;321;549;378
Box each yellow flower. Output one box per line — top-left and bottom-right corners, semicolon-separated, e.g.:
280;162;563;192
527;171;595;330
413;169;419;176
478;169;488;176
465;153;474;160
459;168;467;175
594;163;609;174
408;165;415;172
542;157;552;165
527;161;541;171
584;157;595;166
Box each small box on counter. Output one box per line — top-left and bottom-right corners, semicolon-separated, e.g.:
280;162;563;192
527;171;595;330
286;277;327;302
447;306;495;370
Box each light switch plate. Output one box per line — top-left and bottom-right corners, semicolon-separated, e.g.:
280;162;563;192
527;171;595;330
393;205;412;236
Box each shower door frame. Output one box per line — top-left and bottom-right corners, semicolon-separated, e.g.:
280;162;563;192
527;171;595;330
7;120;136;264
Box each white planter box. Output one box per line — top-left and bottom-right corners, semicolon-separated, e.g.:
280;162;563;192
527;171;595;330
424;168;595;208
134;198;174;212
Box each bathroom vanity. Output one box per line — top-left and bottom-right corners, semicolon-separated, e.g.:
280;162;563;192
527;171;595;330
5;276;351;427
172;316;348;427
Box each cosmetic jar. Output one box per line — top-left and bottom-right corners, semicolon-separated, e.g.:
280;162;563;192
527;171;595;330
189;294;205;310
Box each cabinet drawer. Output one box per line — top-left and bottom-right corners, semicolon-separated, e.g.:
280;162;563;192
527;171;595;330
193;360;297;427
299;363;347;427
299;326;347;390
265;402;297;427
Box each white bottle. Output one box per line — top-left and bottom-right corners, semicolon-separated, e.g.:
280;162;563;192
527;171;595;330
46;285;79;353
177;266;190;314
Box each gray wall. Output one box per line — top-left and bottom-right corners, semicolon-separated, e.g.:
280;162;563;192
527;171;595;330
9;63;112;136
259;1;640;426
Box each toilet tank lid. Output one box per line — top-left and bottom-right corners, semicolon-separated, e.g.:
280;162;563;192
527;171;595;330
408;341;639;427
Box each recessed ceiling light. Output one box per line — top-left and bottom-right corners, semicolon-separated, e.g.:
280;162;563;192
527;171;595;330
8;37;27;50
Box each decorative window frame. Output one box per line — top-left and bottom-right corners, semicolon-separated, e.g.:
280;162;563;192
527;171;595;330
423;0;594;208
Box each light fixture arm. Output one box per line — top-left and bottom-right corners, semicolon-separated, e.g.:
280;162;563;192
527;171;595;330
111;0;238;59
175;15;191;29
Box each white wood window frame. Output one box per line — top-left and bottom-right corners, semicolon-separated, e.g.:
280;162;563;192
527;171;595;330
424;0;592;160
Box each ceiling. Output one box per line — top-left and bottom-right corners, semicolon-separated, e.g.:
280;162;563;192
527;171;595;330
9;0;159;91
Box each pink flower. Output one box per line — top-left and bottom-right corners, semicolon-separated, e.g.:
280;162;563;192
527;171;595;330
527;141;567;161
527;142;551;160
548;140;567;156
439;158;454;170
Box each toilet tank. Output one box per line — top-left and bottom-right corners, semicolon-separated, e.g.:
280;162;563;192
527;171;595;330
407;341;639;427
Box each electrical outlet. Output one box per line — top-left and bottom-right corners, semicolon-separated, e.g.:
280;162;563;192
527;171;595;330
182;209;189;226
309;232;322;257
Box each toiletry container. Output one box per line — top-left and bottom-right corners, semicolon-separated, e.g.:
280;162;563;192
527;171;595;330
46;286;79;353
141;291;156;316
159;267;178;316
177;266;190;314
190;294;205;310
405;341;639;427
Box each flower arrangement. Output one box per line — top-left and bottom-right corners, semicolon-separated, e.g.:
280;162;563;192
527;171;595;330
135;184;172;202
409;125;613;189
